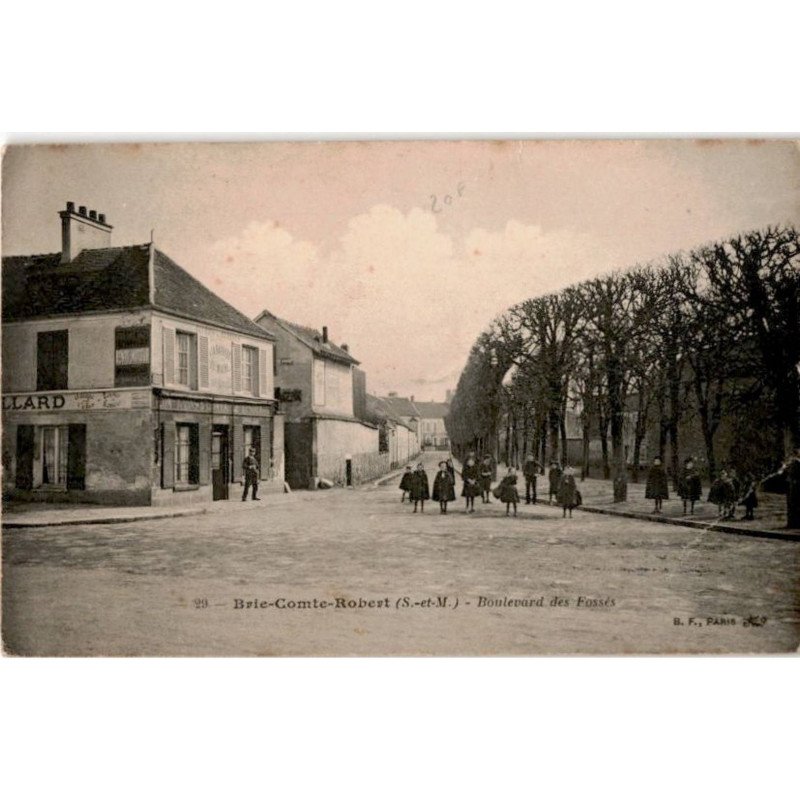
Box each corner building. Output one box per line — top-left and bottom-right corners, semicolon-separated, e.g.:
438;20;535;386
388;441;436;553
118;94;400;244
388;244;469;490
2;203;283;506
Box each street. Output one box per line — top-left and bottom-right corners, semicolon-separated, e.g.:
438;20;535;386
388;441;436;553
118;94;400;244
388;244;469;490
3;452;799;655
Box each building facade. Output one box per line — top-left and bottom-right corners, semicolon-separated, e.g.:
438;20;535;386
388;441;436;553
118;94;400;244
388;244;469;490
2;202;283;506
414;401;451;450
255;310;380;489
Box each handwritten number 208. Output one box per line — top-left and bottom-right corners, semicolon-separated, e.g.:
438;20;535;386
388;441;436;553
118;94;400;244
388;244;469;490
431;182;466;213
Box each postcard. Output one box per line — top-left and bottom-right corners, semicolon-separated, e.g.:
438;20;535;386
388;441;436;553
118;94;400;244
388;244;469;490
2;139;799;655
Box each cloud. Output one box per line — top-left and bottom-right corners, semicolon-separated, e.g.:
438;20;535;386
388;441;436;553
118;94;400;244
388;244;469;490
208;220;319;317
207;208;617;399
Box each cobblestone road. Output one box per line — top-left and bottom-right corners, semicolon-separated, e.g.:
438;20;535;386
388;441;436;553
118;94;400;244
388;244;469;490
3;453;799;655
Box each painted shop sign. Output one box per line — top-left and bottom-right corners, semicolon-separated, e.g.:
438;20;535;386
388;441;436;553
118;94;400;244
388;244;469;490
2;390;148;412
3;394;66;410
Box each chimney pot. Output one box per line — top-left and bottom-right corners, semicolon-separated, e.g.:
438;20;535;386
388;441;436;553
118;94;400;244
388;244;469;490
98;213;106;224
341;343;349;352
79;205;87;216
322;326;328;343
66;201;75;213
89;210;97;220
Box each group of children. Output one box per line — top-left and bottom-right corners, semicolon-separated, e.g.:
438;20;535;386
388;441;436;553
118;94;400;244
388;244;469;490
402;453;762;522
644;455;759;520
399;454;582;518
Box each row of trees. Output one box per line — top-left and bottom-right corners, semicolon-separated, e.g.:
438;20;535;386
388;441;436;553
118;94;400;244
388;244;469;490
445;226;800;502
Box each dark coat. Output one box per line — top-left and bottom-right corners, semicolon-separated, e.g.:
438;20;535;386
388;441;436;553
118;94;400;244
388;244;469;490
432;470;456;502
480;460;494;491
409;470;430;501
548;466;563;494
645;465;669;500
399;471;414;491
708;477;734;506
523;460;539;481
461;462;482;498
740;482;758;510
446;463;456;483
557;474;578;508
678;467;702;502
497;474;520;504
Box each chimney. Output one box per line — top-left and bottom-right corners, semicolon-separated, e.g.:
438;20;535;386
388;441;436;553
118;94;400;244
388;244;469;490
341;343;349;353
59;201;113;263
322;326;328;343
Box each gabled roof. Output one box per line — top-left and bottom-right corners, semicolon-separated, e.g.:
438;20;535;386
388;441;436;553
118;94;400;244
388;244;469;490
152;250;272;339
380;395;419;418
414;401;450;419
2;245;273;341
2;247;150;320
255;309;359;365
366;393;414;430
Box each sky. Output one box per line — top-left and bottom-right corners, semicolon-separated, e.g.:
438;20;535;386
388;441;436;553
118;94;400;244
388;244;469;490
3;140;799;400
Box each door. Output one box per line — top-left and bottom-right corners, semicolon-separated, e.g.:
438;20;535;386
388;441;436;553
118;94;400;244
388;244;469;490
211;426;229;501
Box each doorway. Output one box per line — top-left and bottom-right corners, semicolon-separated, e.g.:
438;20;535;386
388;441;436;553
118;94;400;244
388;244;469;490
211;425;230;501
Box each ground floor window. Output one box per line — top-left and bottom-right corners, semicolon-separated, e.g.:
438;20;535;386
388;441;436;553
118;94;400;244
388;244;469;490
175;423;199;485
41;425;69;485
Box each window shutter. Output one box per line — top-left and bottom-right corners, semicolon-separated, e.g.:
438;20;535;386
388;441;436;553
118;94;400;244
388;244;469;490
198;422;211;485
15;425;35;490
258;348;267;397
161;423;175;488
232;343;242;392
198;335;209;390
163;327;175;386
67;424;87;490
188;335;198;390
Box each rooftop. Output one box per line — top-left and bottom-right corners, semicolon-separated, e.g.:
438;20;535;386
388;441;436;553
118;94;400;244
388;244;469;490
2;245;273;340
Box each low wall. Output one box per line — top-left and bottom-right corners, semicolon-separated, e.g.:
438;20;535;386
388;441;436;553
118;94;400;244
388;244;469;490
318;450;392;486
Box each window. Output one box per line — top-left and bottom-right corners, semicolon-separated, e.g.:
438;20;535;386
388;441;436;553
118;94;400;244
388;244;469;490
242;346;258;395
41;425;69;486
37;330;69;391
115;326;150;387
175;332;196;389
175;423;199;485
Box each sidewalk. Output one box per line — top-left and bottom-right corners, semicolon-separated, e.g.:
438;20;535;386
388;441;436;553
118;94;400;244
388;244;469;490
555;475;799;542
1;491;299;529
444;457;799;542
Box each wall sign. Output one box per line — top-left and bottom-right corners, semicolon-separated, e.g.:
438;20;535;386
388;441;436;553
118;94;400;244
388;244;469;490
2;389;149;412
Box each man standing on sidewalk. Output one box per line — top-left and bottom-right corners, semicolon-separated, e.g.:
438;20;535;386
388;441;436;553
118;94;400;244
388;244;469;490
523;453;541;505
242;447;261;502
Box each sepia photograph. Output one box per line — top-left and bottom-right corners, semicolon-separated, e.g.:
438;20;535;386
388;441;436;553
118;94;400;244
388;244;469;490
2;139;799;656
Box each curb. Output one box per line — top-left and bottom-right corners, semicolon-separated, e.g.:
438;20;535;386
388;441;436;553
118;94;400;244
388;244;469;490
575;503;800;542
2;507;208;529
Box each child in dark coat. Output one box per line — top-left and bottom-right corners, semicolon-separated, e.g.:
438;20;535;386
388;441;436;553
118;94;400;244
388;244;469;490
497;467;521;516
739;474;758;521
432;461;457;514
409;463;430;513
480;455;495;504
548;462;563;505
399;465;413;503
708;470;735;519
645;456;670;513
461;456;481;513
678;457;702;515
557;466;578;518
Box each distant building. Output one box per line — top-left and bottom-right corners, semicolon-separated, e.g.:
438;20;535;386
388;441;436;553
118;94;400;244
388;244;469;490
414;401;451;450
2;202;282;506
254;310;380;489
380;393;419;435
379;394;451;451
365;394;420;467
